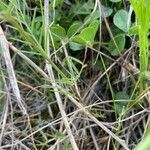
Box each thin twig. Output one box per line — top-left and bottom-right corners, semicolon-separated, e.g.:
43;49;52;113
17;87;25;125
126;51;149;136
44;0;79;149
0;26;27;115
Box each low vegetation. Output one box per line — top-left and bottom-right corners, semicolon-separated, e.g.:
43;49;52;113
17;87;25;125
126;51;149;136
0;0;150;149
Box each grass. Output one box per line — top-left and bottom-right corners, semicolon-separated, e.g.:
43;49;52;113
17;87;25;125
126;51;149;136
130;0;150;91
0;0;150;149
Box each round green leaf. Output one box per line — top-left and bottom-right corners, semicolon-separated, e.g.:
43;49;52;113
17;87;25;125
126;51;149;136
108;34;125;56
113;9;129;32
114;91;129;114
101;5;113;17
115;91;129;100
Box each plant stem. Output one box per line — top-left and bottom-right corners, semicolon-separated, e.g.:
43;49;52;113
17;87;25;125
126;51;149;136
130;0;150;91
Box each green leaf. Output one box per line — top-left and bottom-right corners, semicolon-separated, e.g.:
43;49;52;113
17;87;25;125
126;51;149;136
67;22;82;38
53;131;65;140
101;5;113;17
113;9;129;32
114;91;129;114
89;19;99;28
110;0;121;2
69;42;85;51
128;25;138;35
73;28;94;46
64;0;71;5
50;24;66;41
0;1;7;11
115;91;129;100
34;16;42;22
136;133;150;150
73;20;99;46
84;6;112;22
73;0;94;15
108;34;125;56
84;10;101;23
